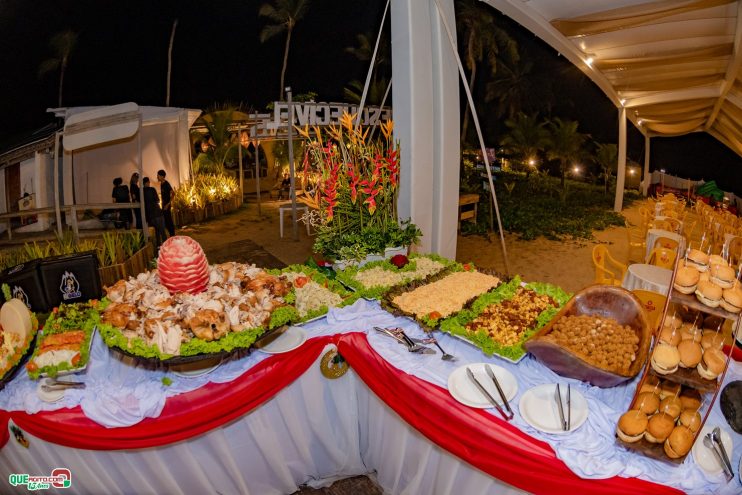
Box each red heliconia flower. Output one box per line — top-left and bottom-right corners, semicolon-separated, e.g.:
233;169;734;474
364;195;377;215
347;166;360;204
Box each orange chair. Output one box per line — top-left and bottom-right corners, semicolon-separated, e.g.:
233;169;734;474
632;289;667;332
664;217;682;234
650;219;672;231
728;236;742;266
647;247;677;269
593;245;628;286
653;236;679;252
627;226;646;264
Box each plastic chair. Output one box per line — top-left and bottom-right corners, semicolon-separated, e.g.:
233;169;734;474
647;247;677;269
592;245;628;286
728;236;742;266
650;219;672;231
627;226;646;264
661;217;682;234
653;235;679;252
632;289;667;332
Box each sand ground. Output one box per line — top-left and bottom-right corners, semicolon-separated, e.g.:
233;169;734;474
186;197;649;294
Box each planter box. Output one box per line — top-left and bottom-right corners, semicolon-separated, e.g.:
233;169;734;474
99;263;127;288
174;207;207;227
98;242;155;288
124;243;155;278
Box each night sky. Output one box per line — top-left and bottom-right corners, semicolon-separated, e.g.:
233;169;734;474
1;0;739;192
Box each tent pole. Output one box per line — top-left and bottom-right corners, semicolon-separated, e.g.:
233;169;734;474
254;131;261;217
54;131;63;238
138;114;149;243
642;134;651;197
614;106;627;212
433;0;510;275
286;87;298;241
238;123;244;202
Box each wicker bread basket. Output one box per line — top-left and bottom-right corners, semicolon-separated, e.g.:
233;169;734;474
524;284;652;387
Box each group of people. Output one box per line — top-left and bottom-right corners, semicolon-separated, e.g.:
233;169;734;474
110;169;175;247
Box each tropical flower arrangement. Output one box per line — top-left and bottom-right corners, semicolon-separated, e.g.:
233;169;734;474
298;113;421;262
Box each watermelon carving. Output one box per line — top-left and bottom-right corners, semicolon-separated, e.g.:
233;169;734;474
157;236;210;294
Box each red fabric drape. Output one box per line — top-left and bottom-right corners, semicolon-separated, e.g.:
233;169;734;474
1;333;683;494
8;335;334;451
337;333;682;495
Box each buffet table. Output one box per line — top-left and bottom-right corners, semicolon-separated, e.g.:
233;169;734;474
1;300;740;495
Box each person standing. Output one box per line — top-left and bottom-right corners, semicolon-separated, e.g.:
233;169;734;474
143;177;167;248
157;169;175;237
111;177;132;229
130;172;142;229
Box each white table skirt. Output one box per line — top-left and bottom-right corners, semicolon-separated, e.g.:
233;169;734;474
645;229;684;261
622;264;673;295
0;344;523;495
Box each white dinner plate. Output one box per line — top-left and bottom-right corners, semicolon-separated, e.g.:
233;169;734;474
169;357;223;378
519;383;588;434
258;326;307;354
692;424;733;475
36;378;67;403
447;363;518;409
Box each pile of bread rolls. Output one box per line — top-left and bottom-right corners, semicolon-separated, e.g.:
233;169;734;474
674;249;742;313
617;377;702;459
650;316;726;380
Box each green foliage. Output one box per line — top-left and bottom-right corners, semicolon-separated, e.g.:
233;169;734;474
459;169;635;240
313;220;421;261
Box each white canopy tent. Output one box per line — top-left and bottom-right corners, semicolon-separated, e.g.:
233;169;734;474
390;0;742;260
56;104;201;206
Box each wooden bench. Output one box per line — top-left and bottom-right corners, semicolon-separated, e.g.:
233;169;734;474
458;193;479;229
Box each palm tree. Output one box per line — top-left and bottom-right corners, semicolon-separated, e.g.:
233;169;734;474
259;0;310;101
455;0;517;146
343;78;390;106
499;112;549;172
345;31;390;76
545;118;588;189
486;58;554;119
595;142;618;194
344;30;391;106
39;29;78;107
192;107;251;174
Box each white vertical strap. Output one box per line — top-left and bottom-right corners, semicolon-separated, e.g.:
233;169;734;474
356;0;391;127
432;0;510;275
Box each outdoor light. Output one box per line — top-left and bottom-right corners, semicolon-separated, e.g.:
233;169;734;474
620;98;626;106
528;158;535;166
573;165;580;174
629;169;635;176
586;57;594;66
638;119;644;126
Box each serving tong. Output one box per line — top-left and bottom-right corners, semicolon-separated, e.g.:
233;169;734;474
465;365;513;421
40;377;86;392
554;383;571;431
373;327;435;354
704;427;734;480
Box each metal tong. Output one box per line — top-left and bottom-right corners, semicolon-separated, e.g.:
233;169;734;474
373;327;435;354
711;427;734;480
466;367;511;421
484;364;513;419
555;383;571;431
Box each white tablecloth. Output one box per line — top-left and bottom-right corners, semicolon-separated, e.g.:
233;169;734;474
645;229;684;261
622;263;673;294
